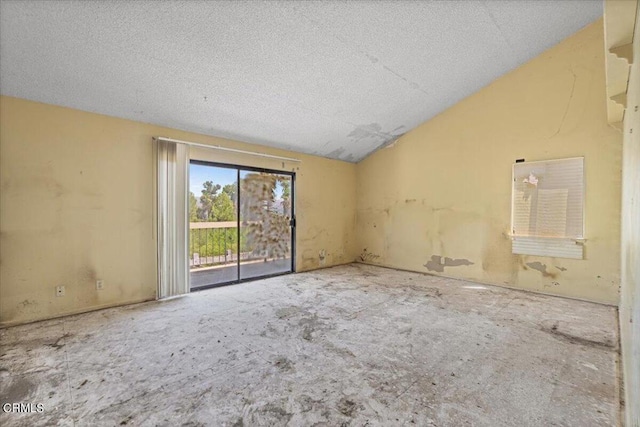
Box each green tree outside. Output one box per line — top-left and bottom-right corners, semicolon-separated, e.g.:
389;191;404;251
189;173;292;265
190;180;240;261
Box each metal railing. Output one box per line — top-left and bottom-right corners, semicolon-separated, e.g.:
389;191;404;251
190;222;242;268
189;222;290;269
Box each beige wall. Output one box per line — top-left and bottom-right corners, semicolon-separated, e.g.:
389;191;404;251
617;3;640;425
0;18;628;321
356;20;622;305
0;96;357;326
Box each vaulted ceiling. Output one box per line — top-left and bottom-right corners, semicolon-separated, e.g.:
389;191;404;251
0;1;602;162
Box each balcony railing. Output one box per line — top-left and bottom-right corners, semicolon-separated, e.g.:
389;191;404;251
189;221;290;269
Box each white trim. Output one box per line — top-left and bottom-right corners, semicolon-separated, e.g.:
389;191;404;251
512;236;584;259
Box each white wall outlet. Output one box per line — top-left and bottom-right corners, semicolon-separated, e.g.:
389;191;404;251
56;285;65;297
96;280;104;290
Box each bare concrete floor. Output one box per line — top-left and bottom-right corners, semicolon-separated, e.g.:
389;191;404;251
1;264;619;426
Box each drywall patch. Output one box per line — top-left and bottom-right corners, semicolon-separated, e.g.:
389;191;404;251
424;255;474;273
525;262;558;278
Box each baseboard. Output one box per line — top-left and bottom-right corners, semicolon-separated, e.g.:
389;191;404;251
0;296;157;329
353;260;619;308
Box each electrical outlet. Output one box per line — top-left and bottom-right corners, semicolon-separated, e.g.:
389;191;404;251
56;285;65;297
96;280;104;290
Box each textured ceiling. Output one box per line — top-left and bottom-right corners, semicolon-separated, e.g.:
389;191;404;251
0;1;602;162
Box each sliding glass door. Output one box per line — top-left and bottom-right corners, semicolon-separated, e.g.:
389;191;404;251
239;171;294;280
188;161;294;290
188;164;239;289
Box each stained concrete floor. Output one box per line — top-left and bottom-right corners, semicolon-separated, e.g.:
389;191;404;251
1;264;619;426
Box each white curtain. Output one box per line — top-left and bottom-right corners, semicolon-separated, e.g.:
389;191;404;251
155;138;190;298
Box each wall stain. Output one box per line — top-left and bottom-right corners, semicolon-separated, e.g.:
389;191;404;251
555;266;567;271
481;222;519;284
80;266;98;283
19;299;37;308
16;299;40;319
424;255;474;273
525;262;558;278
359;249;380;263
301;245;324;271
301;257;319;271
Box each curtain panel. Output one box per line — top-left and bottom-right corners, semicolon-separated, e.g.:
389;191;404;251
155;138;190;298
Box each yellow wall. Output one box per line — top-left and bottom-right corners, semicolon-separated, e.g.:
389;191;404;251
356;20;622;305
0;96;357;326
0;18;627;326
617;3;640;425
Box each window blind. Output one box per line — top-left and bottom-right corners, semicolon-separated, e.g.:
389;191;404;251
511;157;584;259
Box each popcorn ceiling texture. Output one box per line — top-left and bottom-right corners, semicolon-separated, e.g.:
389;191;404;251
0;0;601;162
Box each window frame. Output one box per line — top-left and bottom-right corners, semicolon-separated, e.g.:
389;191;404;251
510;156;585;259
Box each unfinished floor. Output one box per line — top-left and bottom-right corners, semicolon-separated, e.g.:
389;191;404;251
0;264;619;426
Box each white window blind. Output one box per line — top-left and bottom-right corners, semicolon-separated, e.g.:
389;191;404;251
155;138;190;298
511;157;584;259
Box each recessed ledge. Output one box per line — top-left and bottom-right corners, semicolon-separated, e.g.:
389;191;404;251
611;91;628;107
609;43;634;63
